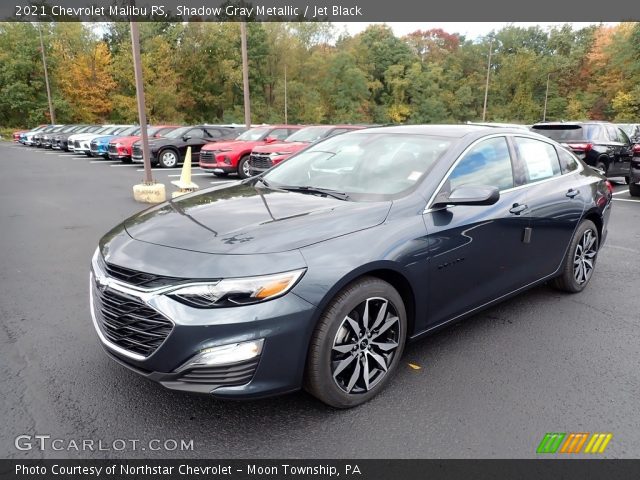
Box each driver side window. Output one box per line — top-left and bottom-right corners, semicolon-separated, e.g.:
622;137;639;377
448;137;514;192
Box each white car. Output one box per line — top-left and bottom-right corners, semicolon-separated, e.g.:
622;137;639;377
22;125;60;146
68;125;119;154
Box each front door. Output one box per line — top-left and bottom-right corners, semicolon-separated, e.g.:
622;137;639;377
424;136;531;326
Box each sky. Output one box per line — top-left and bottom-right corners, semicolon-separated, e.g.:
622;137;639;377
334;22;610;40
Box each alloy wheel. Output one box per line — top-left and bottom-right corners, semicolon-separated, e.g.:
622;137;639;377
161;151;177;168
331;297;400;394
573;228;597;285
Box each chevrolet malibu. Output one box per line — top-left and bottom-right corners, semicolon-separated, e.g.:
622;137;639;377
90;125;612;408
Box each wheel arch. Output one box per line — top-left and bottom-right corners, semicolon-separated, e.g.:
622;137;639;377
582;208;603;241
307;262;418;340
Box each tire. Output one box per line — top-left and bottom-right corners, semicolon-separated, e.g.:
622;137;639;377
305;277;407;408
624;176;630;185
121;157;132;164
629;182;640;197
595;159;608;174
158;149;179;168
553;220;599;293
237;155;251;179
213;172;229;178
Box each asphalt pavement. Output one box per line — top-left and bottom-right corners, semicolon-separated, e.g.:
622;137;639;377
1;141;638;459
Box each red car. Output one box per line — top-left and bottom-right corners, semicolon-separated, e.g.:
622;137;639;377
248;125;367;176
107;125;179;163
13;125;45;142
199;125;303;178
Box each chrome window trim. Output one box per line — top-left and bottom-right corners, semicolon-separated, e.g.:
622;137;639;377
423;133;584;214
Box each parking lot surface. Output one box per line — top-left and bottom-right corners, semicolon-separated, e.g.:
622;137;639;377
1;141;639;459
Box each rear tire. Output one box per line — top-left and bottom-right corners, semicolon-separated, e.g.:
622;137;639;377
305;277;407;408
553;220;599;293
629;182;640;197
595;159;608;175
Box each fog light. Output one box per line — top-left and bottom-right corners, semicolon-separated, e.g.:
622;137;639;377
177;339;264;372
223;156;231;165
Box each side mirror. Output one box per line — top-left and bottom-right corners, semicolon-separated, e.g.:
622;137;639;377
265;137;277;144
432;185;500;208
183;135;192;141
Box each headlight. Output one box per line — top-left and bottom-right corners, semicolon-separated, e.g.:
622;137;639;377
168;269;305;308
269;152;290;157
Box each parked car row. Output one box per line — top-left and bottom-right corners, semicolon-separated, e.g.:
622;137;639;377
13;120;640;194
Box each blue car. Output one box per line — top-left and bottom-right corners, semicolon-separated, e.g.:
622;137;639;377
89;126;137;158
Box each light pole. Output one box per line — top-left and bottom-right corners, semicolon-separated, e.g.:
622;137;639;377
543;72;552;122
482;36;494;122
240;22;251;128
38;23;55;124
130;21;152;184
284;63;288;124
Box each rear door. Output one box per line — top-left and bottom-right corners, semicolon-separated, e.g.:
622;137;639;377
603;125;626;176
511;136;586;282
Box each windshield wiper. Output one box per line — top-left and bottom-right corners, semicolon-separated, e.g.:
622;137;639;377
277;185;350;201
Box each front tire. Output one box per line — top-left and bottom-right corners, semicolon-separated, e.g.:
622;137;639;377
237;155;251;179
305;277;407;408
158;149;179;168
553;220;599;293
630;182;640;197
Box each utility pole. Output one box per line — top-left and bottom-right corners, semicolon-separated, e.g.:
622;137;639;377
482;37;493;122
130;21;152;184
543;72;551;122
284;63;288;124
38;23;55;124
240;22;251;128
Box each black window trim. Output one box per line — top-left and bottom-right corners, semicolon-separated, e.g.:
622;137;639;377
425;133;584;213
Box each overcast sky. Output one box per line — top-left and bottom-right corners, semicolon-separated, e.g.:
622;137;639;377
335;22;610;40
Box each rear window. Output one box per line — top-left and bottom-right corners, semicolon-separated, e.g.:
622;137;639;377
532;124;602;142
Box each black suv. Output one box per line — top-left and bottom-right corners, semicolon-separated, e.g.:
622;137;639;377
131;125;243;168
531;122;633;181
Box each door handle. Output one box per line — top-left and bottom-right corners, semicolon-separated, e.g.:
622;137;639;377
509;203;527;215
566;189;580;198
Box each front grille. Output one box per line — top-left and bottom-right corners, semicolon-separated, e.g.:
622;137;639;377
177;358;259;386
250;154;273;170
108;144;118;154
199;150;215;162
74;140;81;149
103;261;183;289
90;140;99;152
132;145;142;158
92;282;173;357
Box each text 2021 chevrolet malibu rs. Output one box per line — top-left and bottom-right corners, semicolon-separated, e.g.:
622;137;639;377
90;125;612;408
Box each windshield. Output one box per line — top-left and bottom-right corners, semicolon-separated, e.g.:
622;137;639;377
164;126;193;139
532;124;602;142
284;126;333;143
236;127;271;141
116;126;138;136
263;133;452;200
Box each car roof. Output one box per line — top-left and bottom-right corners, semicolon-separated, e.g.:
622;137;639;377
350;124;522;138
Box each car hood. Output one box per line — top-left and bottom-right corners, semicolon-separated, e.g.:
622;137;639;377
92;135;115;144
201;140;263;153
253;141;307;154
69;132;102;142
110;135;140;146
124;182;392;254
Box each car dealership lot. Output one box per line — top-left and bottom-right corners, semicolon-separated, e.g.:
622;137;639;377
1;141;639;459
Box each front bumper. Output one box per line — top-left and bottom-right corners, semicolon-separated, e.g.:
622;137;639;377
89;262;316;398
